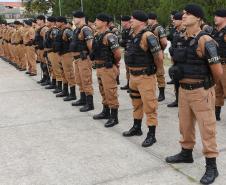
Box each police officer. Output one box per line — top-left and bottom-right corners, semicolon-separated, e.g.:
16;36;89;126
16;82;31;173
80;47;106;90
51;16;69;98
119;15;132;91
70;11;94;112
57;18;77;101
212;9;226;121
43;16;57;90
122;10;162;147
23;19;37;76
34;15;50;86
167;12;185;108
148;13;168;102
165;4;222;185
91;13;121;127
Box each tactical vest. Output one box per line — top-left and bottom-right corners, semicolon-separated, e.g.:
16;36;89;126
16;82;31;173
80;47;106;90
44;28;53;49
121;28;132;48
34;26;44;49
69;25;89;53
213;26;226;58
170;29;186;57
91;31;115;65
125;28;155;70
52;28;64;52
173;31;211;79
61;28;73;53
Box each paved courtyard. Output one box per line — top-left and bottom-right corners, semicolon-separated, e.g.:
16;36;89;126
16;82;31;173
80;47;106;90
0;58;225;185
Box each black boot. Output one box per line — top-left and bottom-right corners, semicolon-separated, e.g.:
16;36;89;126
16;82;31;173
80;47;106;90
105;108;119;127
200;157;219;185
37;63;45;84
80;95;94;112
123;119;143;137
41;65;51;86
53;81;62;94
142;126;157;147
120;80;129;90
63;86;77;101
215;106;221;121
158;87;165;102
167;79;174;84
56;83;68;97
93;105;110;120
167;90;178;107
37;76;46;84
45;79;56;89
71;92;86;106
165;148;194;163
116;75;120;85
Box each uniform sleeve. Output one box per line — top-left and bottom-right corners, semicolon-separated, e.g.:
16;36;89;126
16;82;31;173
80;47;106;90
146;33;161;54
107;33;120;51
82;26;93;41
156;26;167;38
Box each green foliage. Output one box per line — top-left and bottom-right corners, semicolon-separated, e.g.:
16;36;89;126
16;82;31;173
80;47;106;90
24;0;226;25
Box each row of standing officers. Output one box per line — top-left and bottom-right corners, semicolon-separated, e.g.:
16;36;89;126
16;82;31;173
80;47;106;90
0;4;226;185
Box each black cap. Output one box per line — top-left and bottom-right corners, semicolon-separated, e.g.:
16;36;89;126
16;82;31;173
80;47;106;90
36;15;46;21
121;15;131;21
148;12;157;20
24;20;32;26
96;13;110;23
184;4;204;19
73;10;85;18
56;16;67;24
171;10;178;16
214;9;226;18
47;16;56;22
31;18;36;23
109;15;114;22
14;20;21;25
132;10;148;22
173;12;183;20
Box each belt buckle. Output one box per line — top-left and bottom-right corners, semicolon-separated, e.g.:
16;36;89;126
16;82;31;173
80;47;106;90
188;84;193;90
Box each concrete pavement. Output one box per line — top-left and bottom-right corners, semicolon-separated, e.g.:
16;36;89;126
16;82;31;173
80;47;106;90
0;58;225;185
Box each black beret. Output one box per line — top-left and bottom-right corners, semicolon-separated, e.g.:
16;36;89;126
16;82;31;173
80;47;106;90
148;12;157;20
96;13;110;23
171;10;178;16
56;16;67;23
73;10;85;18
173;12;183;20
24;20;32;26
36;15;46;21
121;15;131;21
214;9;226;18
184;4;204;19
132;10;148;22
31;18;36;23
14;21;21;25
109;15;114;22
47;16;56;22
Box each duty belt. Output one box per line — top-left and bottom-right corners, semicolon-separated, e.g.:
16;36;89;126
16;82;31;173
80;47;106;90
95;63;106;68
130;68;155;76
180;81;215;90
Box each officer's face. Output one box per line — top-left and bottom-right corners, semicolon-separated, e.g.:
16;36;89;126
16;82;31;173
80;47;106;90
73;17;80;26
37;19;44;26
56;21;63;28
130;17;141;29
214;16;225;26
173;19;182;27
95;19;107;29
148;19;154;26
182;11;200;27
121;21;130;29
